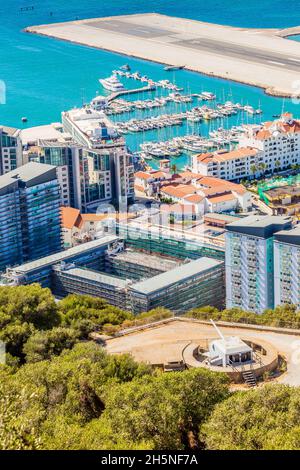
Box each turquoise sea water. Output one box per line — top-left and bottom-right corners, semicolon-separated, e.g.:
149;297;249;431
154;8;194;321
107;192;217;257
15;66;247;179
1;1;300;168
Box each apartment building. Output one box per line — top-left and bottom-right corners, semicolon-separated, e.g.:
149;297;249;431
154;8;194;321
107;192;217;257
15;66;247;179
25;139;81;207
22;109;135;212
1;236;225;315
62;108;135;209
0;126;23;175
192;114;300;181
192;147;261;180
225;215;292;313
0;162;63;272
274;225;300;308
239;113;300;175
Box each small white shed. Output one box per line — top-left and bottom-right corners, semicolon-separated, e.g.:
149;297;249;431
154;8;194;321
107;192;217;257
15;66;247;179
209;336;253;367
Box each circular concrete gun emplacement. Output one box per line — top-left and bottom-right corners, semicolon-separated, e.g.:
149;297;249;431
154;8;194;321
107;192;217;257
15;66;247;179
182;320;279;384
104;318;287;386
183;338;278;385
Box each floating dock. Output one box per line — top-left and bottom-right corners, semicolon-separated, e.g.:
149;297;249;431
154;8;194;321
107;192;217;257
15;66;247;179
25;13;300;98
107;85;156;102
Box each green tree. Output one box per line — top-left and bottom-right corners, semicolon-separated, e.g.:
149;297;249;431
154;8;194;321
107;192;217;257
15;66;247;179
258;162;266;174
0;284;60;330
0;371;40;450
0;322;36;359
171;164;178;175
59;294;133;334
103;368;229;450
202;384;300;450
274;159;281;172
23;327;79;363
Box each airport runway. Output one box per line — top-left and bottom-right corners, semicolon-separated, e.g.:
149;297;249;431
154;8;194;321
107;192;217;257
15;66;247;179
25;13;300;97
174;37;300;72
77;18;300;72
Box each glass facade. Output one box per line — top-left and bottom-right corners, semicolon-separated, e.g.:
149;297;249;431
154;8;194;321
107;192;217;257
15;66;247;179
0;166;63;272
0;129;20;175
0;186;23;271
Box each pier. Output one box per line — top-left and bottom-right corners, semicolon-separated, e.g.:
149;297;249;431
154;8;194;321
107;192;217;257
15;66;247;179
107;85;156;102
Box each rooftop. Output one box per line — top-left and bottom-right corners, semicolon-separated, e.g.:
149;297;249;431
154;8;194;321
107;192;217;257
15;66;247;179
111;249;181;272
63;107;122;146
21;123;65;145
9;236;119;273
226;215;292;238
61;206;81;230
57;266;130;289
161;184;197;199
196;147;258;164
0;125;20;137
183;194;204;204
264;185;300;199
274;224;300;246
255;116;300;140
0;162;57;191
204;213;242;223
207;192;237;204
212;336;252;355
131;257;223;295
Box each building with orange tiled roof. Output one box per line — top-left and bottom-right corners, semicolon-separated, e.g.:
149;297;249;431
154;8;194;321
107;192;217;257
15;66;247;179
238;113;300;177
158;173;251;215
192;114;300;181
61;206;81;230
134;169;172;196
192;146;261;181
160;203;199;222
61;206;136;247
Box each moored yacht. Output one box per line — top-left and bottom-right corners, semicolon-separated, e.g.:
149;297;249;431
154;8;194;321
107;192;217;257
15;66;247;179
99;75;125;92
201;91;216;100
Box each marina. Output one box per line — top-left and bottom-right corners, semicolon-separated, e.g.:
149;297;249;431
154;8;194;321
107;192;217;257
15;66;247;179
91;66;263;166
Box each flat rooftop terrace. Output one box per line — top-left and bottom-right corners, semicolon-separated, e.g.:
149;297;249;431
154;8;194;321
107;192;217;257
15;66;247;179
111;249;182;272
6;236;119;274
131;256;223;295
26;13;300;97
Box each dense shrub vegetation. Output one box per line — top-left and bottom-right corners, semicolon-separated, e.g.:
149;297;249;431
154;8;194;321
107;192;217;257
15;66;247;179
186;304;300;329
1;285;300;450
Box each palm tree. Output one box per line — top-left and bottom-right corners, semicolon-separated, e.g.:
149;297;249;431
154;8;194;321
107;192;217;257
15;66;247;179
258;162;266;175
250;164;257;179
171;164;177;175
274;160;281;172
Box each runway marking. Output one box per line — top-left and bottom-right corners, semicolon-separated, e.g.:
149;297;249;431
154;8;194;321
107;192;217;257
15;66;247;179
268;60;285;66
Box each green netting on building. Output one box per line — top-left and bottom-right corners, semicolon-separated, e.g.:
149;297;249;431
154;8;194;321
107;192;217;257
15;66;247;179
117;224;225;261
258;174;300;205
